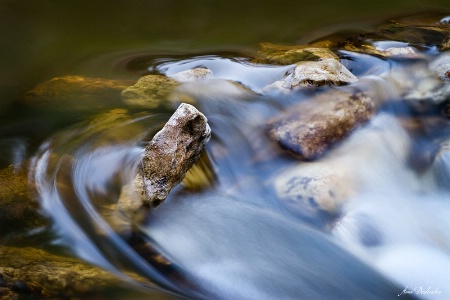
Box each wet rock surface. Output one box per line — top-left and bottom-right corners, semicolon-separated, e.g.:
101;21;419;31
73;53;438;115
121;75;179;108
274;162;353;219
169;67;213;82
271;114;414;226
0;164;48;237
118;103;211;218
337;21;450;56
254;42;339;65
266;58;358;91
430;51;450;81
382;46;418;58
267;89;375;160
0;245;138;299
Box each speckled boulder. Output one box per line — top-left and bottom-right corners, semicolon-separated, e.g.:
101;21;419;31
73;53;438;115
267;89;375;160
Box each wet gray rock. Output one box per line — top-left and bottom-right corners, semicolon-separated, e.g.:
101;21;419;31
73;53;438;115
383;46;418;58
274;162;352;218
267;89;375;160
265;58;358;91
382;57;450;106
118;103;211;219
430;51;450;81
169;67;213;82
272;114;414;224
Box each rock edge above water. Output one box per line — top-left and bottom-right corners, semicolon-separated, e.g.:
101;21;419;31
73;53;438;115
118;103;211;219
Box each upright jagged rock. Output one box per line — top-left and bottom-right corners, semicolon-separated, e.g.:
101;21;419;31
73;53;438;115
118;103;211;219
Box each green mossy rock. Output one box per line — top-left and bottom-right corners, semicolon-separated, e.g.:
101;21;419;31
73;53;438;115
0;165;48;237
0;245;142;299
253;42;339;65
121;75;179;108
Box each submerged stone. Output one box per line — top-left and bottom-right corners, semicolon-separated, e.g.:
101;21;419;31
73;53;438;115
254;42;339;65
338;21;450;56
0;164;48;237
274;162;352;219
264;58;358;92
267;89;375;160
430;51;450;81
122;68;213;108
169;67;213;82
182;150;216;191
0;245;139;298
121;75;179;108
84;109;147;147
383;57;450;106
22;75;133;111
118;103;211;219
383;46;419;58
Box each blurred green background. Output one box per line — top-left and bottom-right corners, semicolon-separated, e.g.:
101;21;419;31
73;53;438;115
1;0;449;104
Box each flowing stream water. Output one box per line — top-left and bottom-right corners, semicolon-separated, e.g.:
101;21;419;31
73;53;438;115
2;2;450;299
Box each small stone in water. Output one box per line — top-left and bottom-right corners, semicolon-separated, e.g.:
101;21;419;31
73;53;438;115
274;162;353;218
265;58;358;92
169;68;213;82
383;46;417;57
430;51;450;81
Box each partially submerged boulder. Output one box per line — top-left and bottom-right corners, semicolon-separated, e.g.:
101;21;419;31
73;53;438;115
118;103;211;219
267;89;375;160
274;162;353;219
266;58;358;91
272;114;413;225
121;75;179;108
430;51;450;81
83;109;147;147
254;42;339;65
382;55;450;107
338;21;450;56
169;67;213;82
0;245;142;299
382;46;419;58
22;75;133;111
